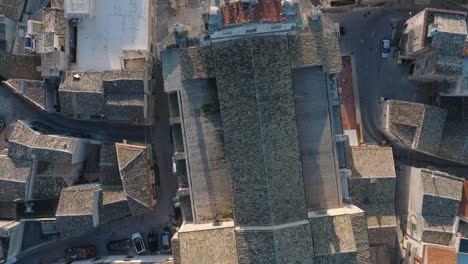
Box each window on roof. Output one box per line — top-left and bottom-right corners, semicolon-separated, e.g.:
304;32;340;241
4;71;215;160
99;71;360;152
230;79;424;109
222;30;233;35
270;25;282;30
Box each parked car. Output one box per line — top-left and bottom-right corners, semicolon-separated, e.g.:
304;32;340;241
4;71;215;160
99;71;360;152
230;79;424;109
381;39;391;58
132;232;146;255
147;231;158;252
65;245;96;262
173;196;182;220
161;231;171;251
107;239;131;252
172;156;177;176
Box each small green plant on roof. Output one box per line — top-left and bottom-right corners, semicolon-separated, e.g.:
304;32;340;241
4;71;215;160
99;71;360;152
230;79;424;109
216;210;233;222
200;101;220;116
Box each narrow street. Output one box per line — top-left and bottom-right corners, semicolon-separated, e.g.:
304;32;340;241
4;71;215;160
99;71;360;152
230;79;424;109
13;75;177;264
0;83;149;143
327;8;433;144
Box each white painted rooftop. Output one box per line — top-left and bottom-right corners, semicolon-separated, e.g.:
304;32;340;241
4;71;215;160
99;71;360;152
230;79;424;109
72;0;149;71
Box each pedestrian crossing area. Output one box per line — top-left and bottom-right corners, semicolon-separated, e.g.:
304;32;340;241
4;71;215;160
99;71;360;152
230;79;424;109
0;95;13;114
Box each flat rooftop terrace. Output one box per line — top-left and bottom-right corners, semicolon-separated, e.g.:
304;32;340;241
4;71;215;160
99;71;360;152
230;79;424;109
71;0;149;71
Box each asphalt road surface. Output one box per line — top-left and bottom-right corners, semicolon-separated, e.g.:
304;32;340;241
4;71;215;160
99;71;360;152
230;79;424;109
326;8;434;144
0;83;149;143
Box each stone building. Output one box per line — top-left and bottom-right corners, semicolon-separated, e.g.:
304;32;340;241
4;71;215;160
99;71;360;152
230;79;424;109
26;0;158;124
0;0;25;21
0;155;31;219
55;183;102;238
115;143;156;215
59;69;148;123
7;120;86;164
381;100;446;155
347;146;397;264
399;8;467;83
381;100;468;165
101;186;131;224
162;2;375;263
6;121;84;205
396;166;464;263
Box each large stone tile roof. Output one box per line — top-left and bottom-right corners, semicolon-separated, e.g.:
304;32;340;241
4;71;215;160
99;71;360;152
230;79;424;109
360;203;396;228
7;121;77;162
386;100;447;155
55;183;101;216
55;183;102;238
101;186;130;223
421;169;464;200
59;70;146;122
431;13;467;71
310;215;357;256
421;216;456;245
115;143;153;215
178;223;237;264
0;156;30;202
60;70;145;93
102;186;126;205
179;15;343;82
349;146;395;178
348;177;396;204
213;36;306;225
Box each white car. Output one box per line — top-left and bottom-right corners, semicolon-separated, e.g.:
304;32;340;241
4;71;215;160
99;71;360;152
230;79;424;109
131;232;146;255
172;156;177;176
381;39;391;58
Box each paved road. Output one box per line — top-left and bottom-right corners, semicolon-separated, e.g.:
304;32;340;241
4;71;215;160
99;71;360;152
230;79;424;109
0;83;149;144
326;5;468;173
326;8;435;144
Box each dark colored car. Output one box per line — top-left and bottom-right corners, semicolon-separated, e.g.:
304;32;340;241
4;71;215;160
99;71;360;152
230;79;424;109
147;231;158;252
173;196;182;220
107;239;131;252
65;245;96;262
161;231;171;251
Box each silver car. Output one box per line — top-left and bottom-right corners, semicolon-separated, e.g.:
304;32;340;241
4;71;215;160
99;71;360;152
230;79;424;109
381;39;391;58
131;232;146;255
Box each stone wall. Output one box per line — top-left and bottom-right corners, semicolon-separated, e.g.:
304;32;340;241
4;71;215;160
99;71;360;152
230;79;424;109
171;232;180;264
0;54;41;80
42;8;66;35
350;212;371;264
179;194;192;222
179;78;231;223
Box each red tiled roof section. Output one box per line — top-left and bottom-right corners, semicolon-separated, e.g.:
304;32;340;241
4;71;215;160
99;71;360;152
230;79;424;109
424;245;456;264
221;0;284;25
459;180;468;218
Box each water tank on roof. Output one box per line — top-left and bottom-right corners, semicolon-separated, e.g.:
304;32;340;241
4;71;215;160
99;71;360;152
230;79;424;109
27;20;42;35
431;28;439;37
